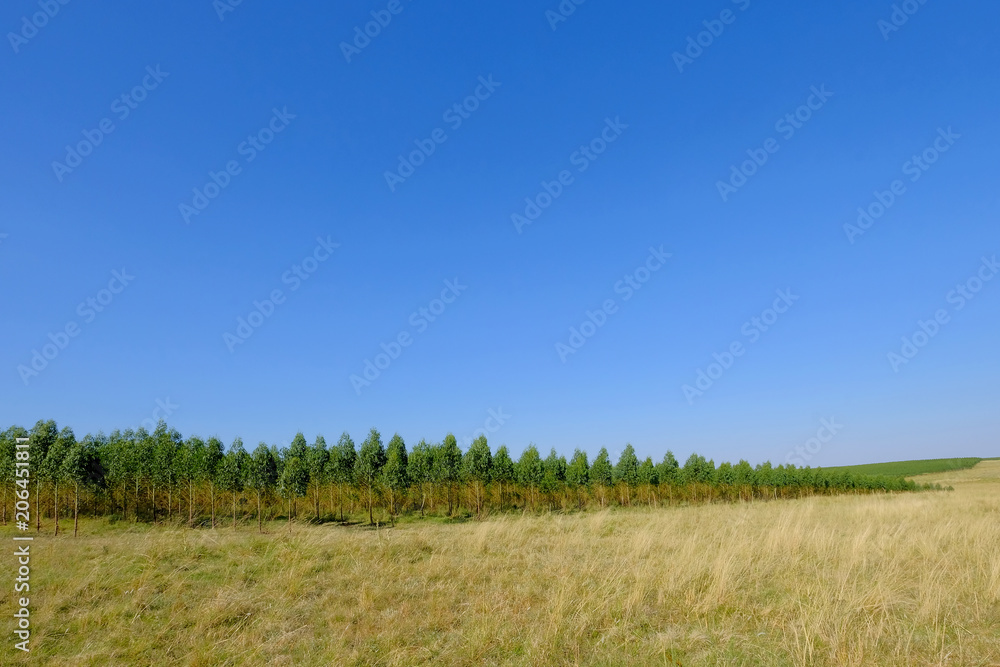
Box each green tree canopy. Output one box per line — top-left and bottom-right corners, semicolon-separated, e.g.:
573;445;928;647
356;427;386;523
590;448;613;487
613;444;640;487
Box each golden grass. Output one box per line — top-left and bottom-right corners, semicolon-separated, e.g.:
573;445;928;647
5;462;1000;665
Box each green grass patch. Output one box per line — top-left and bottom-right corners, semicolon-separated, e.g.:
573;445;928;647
819;457;987;477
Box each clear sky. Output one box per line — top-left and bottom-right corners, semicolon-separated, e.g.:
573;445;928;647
2;0;998;466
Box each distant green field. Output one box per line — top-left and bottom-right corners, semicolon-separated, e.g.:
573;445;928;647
819;457;991;478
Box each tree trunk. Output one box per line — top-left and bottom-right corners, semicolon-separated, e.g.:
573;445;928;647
151;485;156;525
368;486;374;524
35;479;41;532
210;484;216;529
74;483;80;538
54;483;59;536
257;492;262;533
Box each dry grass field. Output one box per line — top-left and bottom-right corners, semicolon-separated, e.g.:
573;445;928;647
4;462;1000;666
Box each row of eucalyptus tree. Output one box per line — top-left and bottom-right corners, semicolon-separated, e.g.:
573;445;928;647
0;420;932;533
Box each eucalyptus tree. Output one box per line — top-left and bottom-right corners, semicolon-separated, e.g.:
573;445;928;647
101;430;130;519
326;432;356;521
247;442;278;532
638;457;658;506
733;459;755;501
540;449;567;510
407;439;433;517
271;445;285;482
0;428;20;524
715;461;736;489
218;438;249;528
61;435;104;536
438;434;462;516
130;428;155;521
204;437;225;528
566;449;590;510
590;448;613;507
754;461;774;494
181;436;206;524
279;454;309;527
356;428;387;524
462;435;492;517
613;444;640;505
428;442;446;511
167;427;185;519
681;453;713;484
0;426;29;525
288;432;310;463
656;451;680;492
682;453;714;501
491;445;515;511
716;461;736;498
44;426;76;535
771;463;789;496
516;445;543;511
307;435;329;519
150;422;181;524
382;434;409;523
29;420;57;531
0;431;11;527
84;430;109;512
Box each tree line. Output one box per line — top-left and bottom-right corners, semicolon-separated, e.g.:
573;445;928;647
0;420;938;534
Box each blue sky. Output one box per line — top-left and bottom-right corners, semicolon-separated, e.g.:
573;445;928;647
2;0;998;466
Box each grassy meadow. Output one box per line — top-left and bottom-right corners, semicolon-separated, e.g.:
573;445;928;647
818;456;993;478
3;462;999;666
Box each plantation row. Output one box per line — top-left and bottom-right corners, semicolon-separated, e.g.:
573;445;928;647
1;420;937;534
